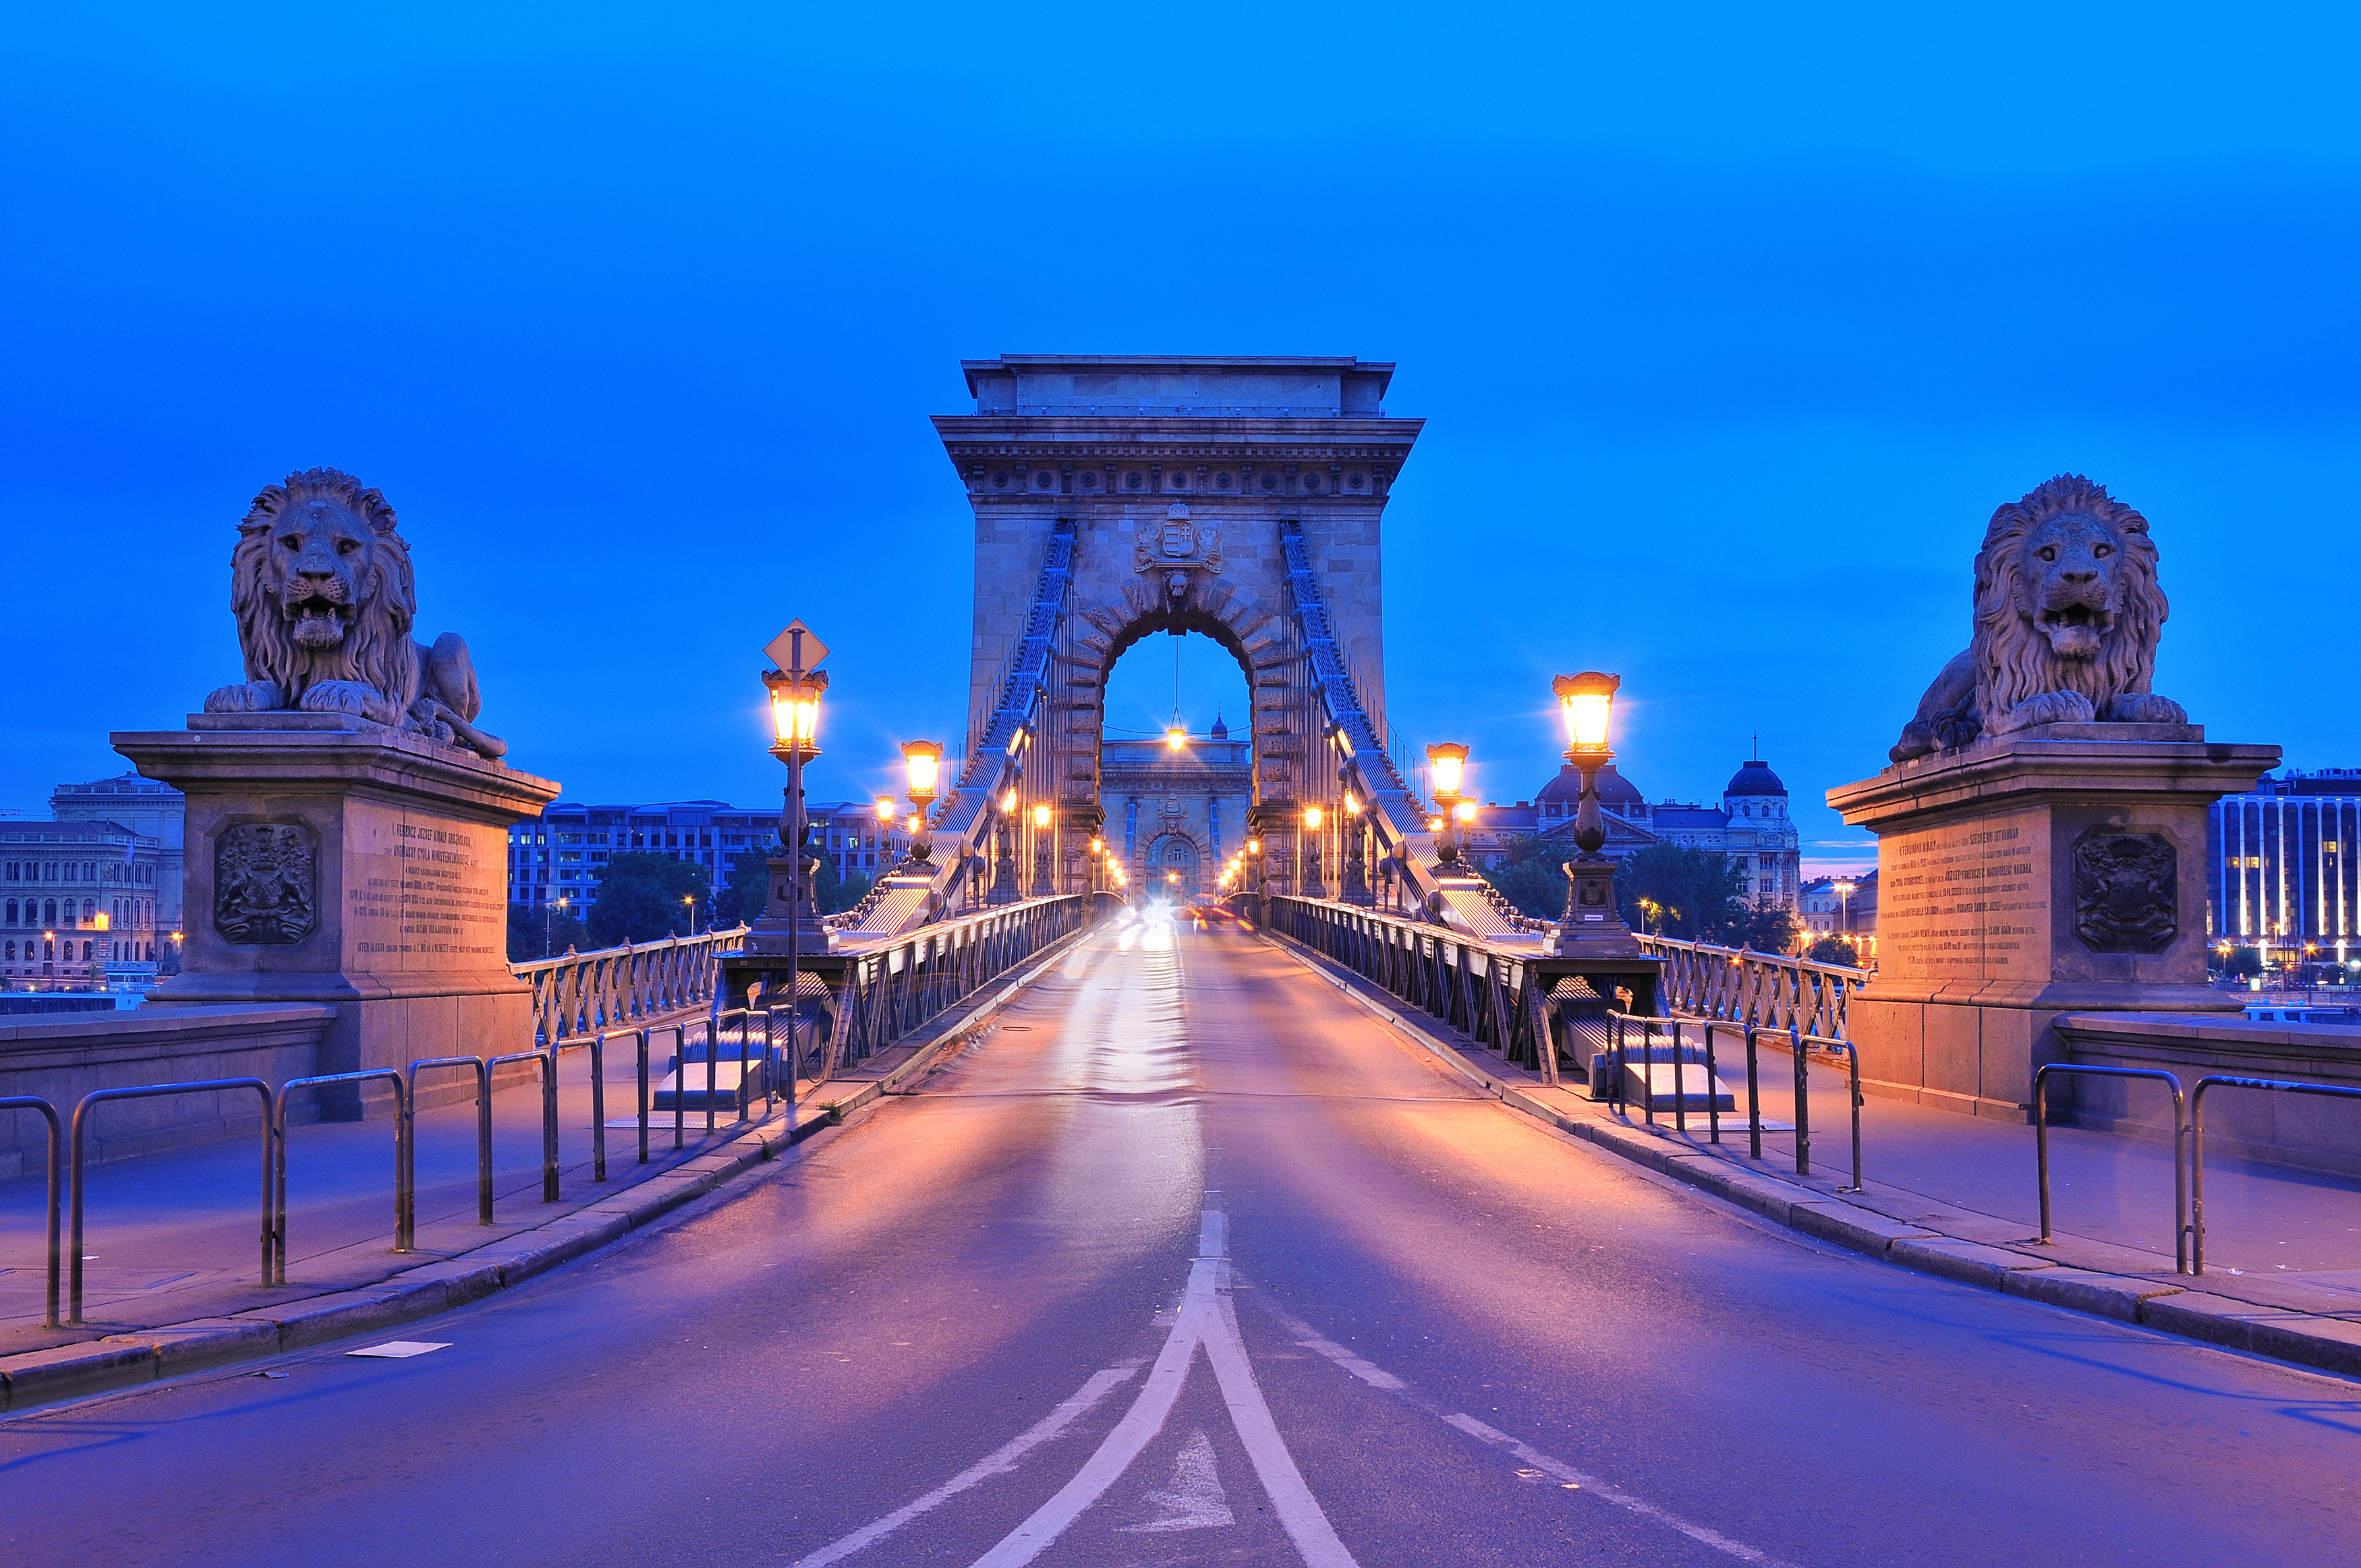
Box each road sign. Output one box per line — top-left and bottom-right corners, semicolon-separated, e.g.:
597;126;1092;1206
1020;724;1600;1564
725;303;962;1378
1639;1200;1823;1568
765;619;828;674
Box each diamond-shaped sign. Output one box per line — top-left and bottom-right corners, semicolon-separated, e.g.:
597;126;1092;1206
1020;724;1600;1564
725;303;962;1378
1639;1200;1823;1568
765;619;829;674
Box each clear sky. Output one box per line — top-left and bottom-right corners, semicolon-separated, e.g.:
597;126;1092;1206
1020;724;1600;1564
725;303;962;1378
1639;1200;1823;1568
5;5;2354;874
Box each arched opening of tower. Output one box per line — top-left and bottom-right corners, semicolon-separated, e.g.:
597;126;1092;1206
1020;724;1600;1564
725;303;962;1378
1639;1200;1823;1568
1100;630;1253;905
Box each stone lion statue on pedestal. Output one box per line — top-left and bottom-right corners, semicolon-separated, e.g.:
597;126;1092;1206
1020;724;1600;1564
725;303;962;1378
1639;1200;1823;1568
202;467;507;759
1890;474;2186;764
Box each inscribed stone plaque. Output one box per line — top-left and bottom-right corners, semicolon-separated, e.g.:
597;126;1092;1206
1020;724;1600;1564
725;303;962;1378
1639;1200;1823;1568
2072;831;2178;954
214;821;318;944
346;806;508;973
1874;809;2047;983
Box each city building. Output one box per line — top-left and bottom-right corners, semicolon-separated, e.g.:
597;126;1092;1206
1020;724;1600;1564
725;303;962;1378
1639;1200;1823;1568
2208;767;2361;962
508;798;910;921
1801;870;1879;958
1102;716;1253;900
1462;753;1802;909
2;820;168;989
49;772;186;939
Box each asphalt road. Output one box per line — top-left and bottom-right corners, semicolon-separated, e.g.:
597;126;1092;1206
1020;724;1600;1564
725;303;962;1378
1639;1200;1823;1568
4;912;2356;1566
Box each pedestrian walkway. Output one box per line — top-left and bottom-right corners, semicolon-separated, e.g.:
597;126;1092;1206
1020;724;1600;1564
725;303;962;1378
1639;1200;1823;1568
1588;1039;2361;1290
0;1033;838;1358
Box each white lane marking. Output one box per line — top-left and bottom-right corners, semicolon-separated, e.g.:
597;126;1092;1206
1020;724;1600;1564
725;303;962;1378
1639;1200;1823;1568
1254;1290;1797;1568
1118;1429;1234;1533
1203;1285;1362;1567
786;1362;1143;1568
969;1256;1217;1567
969;1207;1362;1568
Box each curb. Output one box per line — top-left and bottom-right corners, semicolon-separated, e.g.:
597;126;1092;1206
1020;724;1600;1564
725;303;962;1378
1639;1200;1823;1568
1253;926;2361;1383
0;919;1098;1416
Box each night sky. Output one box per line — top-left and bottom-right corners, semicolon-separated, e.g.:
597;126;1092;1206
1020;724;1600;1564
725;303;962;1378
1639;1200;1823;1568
5;7;2353;873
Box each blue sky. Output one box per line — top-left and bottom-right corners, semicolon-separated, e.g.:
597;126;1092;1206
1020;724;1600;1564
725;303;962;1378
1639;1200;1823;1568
4;6;2354;873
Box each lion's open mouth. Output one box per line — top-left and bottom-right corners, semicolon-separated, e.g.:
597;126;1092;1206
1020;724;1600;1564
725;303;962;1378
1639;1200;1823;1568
2037;601;2111;658
285;589;353;647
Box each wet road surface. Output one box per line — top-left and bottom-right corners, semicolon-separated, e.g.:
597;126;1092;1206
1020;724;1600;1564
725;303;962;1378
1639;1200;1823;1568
4;911;2355;1565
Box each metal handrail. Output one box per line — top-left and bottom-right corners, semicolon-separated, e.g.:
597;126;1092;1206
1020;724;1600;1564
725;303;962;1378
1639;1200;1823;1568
271;1070;411;1285
71;1078;271;1324
1792;1028;1864;1193
407;1056;494;1225
2190;1074;2361;1275
2033;1063;2188;1275
1;1095;62;1327
486;1048;559;1203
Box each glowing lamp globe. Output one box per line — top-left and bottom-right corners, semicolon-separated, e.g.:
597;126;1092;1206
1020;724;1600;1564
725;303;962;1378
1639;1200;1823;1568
1552;671;1618;753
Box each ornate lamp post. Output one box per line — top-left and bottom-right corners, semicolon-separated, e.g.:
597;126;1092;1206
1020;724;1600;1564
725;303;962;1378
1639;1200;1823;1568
1088;836;1104;895
1031;803;1056;897
1301;804;1327;900
755;662;828;952
752;647;828;1092
1427;743;1469;869
989;780;1021;904
1248;836;1265;919
902;741;942;869
1549;671;1643;958
1340;788;1374;906
873;795;896;877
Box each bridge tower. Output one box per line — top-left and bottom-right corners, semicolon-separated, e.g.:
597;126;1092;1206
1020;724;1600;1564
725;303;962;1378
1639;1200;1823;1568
936;356;1421;895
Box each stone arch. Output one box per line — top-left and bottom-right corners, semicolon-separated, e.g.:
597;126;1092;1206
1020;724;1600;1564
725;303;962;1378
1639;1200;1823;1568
1066;585;1300;823
1142;830;1206;900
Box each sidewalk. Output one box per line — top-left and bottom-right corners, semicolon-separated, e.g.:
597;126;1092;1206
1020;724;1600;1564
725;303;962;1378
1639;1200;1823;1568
1259;928;2361;1378
0;1027;817;1359
0;919;1095;1412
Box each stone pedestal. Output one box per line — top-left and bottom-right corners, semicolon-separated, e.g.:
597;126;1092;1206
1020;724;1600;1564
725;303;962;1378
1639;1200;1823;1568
112;714;561;1115
1827;723;2277;1121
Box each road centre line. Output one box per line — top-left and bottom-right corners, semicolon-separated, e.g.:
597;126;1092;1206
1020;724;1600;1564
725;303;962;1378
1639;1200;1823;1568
785;1362;1143;1568
968;1204;1361;1567
1248;1288;1796;1568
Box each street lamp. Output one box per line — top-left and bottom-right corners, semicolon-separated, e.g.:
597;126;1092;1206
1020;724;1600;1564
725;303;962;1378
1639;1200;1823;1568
757;659;828;955
682;893;697;937
989;774;1022;904
1549;671;1640;958
874;795;896;877
1031;802;1055;897
901;741;943;867
1301;804;1327;900
1088;836;1105;895
1425;742;1473;869
1834;877;1856;936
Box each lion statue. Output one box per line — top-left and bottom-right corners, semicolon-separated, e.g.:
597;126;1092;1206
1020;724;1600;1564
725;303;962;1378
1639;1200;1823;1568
202;467;507;759
1889;475;2186;764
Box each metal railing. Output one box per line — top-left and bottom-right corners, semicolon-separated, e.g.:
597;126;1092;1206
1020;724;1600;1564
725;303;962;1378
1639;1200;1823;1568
1637;933;1867;1043
2190;1074;2361;1275
2;1096;62;1327
1259;896;1568;1079
70;1079;272;1324
515;924;749;1047
272;1070;411;1284
819;895;1098;1078
2032;1063;2189;1274
1602;1016;1863;1190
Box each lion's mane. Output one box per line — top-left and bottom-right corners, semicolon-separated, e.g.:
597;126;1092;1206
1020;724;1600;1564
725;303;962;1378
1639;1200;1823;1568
1972;474;2165;724
229;467;421;720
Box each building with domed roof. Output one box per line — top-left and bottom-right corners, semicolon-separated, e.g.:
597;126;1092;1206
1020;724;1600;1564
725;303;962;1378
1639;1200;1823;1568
1462;750;1801;909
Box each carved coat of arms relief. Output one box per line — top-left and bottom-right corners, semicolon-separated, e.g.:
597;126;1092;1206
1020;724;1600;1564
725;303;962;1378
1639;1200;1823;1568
1134;504;1222;603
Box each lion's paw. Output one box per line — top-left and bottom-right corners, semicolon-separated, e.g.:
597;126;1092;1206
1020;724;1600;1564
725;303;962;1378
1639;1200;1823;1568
2100;692;2188;726
2010;690;2097;729
203;680;285;714
299;680;394;722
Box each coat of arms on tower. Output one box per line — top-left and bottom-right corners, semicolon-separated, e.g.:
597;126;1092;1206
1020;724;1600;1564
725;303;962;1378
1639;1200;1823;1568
1135;503;1223;577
